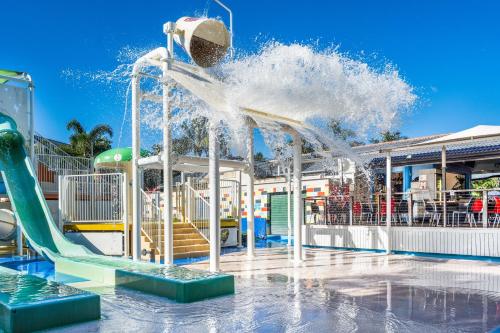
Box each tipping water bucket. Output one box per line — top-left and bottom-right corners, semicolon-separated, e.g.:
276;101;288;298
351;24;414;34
174;17;230;68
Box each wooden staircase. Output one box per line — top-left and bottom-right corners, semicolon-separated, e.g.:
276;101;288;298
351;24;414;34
141;223;209;262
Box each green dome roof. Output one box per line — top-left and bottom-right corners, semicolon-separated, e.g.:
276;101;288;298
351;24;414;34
94;148;149;168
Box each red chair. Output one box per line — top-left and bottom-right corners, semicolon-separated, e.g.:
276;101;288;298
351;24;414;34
380;198;396;223
469;198;483;227
493;197;500;227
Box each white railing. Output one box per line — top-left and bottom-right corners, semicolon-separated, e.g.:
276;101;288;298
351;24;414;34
185;182;210;240
308;188;500;228
34;134;93;193
141;189;162;254
59;173;125;224
183;179;240;241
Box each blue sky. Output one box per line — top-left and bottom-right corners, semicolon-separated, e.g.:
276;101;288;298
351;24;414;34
2;0;500;155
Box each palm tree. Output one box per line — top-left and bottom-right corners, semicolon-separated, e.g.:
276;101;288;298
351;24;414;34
66;119;113;157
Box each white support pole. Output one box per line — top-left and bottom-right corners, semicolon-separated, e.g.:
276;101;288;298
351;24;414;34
482;190;488;228
209;121;221;272
131;73;142;261
28;78;35;162
57;175;64;231
162;64;174;266
237;170;243;247
293;133;303;263
441;146;447;227
122;173;129;258
287;166;292;247
246;124;255;258
386;152;392;254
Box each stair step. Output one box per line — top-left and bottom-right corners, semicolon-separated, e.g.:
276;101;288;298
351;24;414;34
173;239;209;247
173;244;210;254
156;250;210;261
173;233;206;240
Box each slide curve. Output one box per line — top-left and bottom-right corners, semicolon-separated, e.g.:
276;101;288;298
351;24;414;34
0;113;93;260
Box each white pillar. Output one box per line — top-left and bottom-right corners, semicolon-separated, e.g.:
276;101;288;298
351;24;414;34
386;152;392;254
246;125;255;258
441;146;447;227
293;133;303;263
122;173;129;258
162;70;174;266
287;166;292;247
237;170;243;247
209;121;221;272
131;73;142;261
16;225;23;256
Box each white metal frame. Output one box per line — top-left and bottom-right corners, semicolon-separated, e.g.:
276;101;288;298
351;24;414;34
131;11;306;269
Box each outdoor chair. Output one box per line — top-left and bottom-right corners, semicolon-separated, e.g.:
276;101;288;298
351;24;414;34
396;199;409;225
353;201;362;224
452;197;474;227
470;198;483;226
380;198;396;224
361;202;374;224
492;197;500;227
423;199;441;226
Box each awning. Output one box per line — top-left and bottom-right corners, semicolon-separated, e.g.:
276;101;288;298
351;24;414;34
417;125;500;146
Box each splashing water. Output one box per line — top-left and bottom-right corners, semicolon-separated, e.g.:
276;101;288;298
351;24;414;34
63;41;417;177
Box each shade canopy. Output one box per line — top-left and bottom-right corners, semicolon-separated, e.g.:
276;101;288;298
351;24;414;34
419;125;500;146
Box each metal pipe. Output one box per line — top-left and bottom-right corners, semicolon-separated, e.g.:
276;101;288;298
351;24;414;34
293;132;303;263
246;123;255;258
209;121;221;272
131;47;168;261
214;0;233;57
386;152;392;254
163;65;174;265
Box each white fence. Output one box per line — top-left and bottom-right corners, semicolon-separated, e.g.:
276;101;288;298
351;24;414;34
59;173;125;224
34;134;93;193
304;225;500;257
141;189;162;253
184;179;240;241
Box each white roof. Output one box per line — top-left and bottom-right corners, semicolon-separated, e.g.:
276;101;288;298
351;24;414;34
418;125;500;145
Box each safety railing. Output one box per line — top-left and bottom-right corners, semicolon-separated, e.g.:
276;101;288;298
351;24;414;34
185;182;210;240
59;173;125;224
306;188;500;228
34;134;93;193
141;189;162;254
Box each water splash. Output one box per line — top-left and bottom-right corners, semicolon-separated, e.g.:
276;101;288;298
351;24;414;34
63;41;417;178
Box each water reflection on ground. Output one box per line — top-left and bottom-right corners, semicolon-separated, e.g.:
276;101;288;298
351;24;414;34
9;247;500;332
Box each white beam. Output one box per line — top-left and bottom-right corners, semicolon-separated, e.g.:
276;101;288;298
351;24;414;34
293;133;303;263
209;121;221;272
246;124;255;258
386;152;392;254
131;73;142;261
162;67;174;266
441;145;447;227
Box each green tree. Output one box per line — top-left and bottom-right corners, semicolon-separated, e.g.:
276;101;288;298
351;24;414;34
369;130;407;143
328;120;364;147
472;177;500;190
254;152;266;162
151;117;231;158
65;119;113;157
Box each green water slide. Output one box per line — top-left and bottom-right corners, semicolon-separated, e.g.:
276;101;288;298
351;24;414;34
0;113;234;302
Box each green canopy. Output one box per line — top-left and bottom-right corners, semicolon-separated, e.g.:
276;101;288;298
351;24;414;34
94;147;149;168
0;69;23;84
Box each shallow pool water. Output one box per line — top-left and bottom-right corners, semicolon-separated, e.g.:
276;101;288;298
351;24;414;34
4;244;500;332
0;266;89;306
